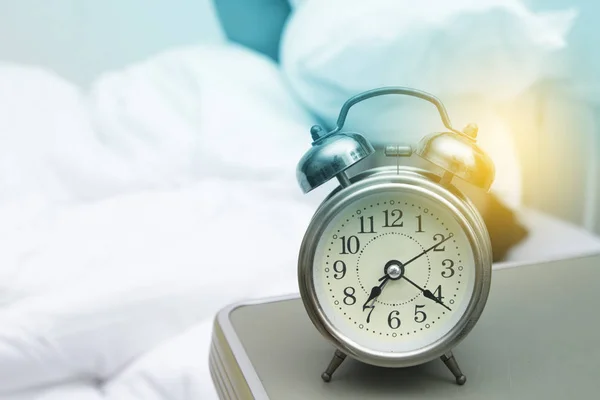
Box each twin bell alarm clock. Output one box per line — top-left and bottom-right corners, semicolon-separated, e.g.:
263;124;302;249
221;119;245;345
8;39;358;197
296;87;495;385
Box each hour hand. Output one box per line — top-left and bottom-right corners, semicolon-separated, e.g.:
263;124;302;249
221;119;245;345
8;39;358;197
362;276;389;310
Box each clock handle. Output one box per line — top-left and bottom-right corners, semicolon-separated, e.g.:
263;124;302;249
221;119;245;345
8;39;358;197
311;86;465;142
296;86;494;192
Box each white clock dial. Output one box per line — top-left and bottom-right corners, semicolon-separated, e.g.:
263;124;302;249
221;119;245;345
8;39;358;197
313;190;476;354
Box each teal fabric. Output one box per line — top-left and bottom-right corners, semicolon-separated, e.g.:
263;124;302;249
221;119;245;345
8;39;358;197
213;0;291;61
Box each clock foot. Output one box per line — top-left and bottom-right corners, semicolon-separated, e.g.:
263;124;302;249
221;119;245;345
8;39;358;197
440;351;466;385
321;350;347;382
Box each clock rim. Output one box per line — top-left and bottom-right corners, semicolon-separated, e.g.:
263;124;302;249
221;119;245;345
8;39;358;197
298;166;492;368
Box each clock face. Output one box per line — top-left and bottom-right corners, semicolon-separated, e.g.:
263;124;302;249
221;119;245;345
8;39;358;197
312;189;476;354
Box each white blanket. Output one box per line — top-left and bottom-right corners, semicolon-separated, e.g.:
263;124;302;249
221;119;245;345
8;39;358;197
0;45;319;399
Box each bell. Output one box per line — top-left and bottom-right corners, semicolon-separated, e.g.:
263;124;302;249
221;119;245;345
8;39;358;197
297;129;375;193
416;124;495;191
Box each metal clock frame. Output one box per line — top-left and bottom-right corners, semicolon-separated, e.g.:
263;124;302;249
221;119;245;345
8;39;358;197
298;166;492;378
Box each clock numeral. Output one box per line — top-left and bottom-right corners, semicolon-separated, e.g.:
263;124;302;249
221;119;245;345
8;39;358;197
432;233;446;251
358;216;376;234
387;310;401;329
365;305;375;324
415;215;425;233
332;260;346;280
339;235;360;254
414;304;427;323
343;287;356;305
433;284;444;302
383;209;403;227
441;259;455;278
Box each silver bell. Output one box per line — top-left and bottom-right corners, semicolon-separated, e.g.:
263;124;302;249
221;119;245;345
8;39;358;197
416;124;495;191
296;129;374;193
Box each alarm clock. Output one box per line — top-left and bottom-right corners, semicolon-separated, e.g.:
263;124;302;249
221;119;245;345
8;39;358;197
296;87;495;385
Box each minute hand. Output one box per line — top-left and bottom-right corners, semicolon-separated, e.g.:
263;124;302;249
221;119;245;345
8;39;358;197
403;234;453;267
402;275;452;311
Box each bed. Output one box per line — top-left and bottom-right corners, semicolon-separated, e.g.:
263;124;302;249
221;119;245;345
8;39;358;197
0;1;598;399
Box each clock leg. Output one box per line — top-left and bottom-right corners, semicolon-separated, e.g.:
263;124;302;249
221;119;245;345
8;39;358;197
321;350;347;382
440;351;467;385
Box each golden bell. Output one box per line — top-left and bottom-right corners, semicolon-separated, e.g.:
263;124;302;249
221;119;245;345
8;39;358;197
416;124;495;191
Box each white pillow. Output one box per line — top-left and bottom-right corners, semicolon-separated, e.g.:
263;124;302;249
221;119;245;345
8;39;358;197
281;0;576;207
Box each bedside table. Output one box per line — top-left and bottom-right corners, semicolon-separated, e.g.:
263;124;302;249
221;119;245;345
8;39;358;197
210;254;600;399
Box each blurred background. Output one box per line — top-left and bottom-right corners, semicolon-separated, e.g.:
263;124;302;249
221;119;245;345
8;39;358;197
0;0;225;85
0;0;598;231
